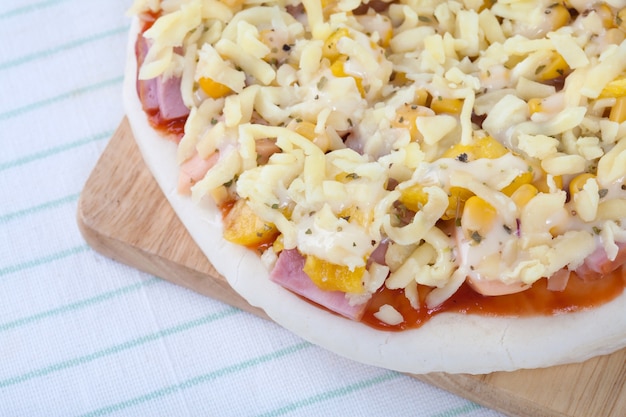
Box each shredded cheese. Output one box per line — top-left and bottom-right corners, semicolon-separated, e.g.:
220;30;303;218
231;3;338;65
132;0;626;314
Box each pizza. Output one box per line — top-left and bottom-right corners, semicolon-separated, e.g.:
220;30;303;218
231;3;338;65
124;0;626;374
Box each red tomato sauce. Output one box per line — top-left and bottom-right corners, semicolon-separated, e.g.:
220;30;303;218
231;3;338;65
144;110;186;141
139;11;159;32
362;269;626;331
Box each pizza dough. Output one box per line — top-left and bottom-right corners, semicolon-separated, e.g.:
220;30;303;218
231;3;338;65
123;17;626;374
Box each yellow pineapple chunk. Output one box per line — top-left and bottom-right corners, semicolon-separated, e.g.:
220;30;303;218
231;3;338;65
290;119;330;152
430;97;463;115
399;184;472;221
511;184;539;208
569;173;596;196
535;53;569;81
322;27;349;61
444;187;474;221
599;77;626;99
461;196;498;242
442;136;508;161
223;199;279;247
330;56;365;97
527;98;543;115
501;172;534;196
303;255;365;293
398;184;429;212
198;77;232;99
391;103;431;141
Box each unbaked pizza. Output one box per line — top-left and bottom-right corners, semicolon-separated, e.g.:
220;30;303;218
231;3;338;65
124;0;626;373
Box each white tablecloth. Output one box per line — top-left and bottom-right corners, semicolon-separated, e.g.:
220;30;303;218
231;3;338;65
0;1;507;415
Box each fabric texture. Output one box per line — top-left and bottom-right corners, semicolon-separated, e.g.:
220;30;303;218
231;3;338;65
0;1;506;415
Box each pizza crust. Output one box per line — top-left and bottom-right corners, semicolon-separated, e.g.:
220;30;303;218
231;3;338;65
123;19;626;374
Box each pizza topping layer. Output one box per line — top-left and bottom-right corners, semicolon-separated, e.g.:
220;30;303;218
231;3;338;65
131;0;626;328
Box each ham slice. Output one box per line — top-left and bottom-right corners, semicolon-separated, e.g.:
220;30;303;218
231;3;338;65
177;152;220;194
255;138;281;165
135;33;159;112
156;75;189;120
368;239;388;266
575;242;626;279
137;77;159;113
546;268;570;292
135;33;189;120
270;249;368;320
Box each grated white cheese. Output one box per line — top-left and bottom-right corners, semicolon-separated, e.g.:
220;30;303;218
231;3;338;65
374;304;404;326
133;0;626;317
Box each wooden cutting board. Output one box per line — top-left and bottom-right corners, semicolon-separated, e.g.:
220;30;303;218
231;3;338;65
77;118;626;417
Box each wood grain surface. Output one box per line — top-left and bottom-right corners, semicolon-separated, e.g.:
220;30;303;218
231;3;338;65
77;119;626;417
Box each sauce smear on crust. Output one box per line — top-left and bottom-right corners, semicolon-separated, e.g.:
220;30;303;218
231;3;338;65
362;270;626;331
143;110;186;141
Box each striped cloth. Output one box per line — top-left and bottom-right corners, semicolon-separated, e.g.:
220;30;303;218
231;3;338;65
0;1;506;416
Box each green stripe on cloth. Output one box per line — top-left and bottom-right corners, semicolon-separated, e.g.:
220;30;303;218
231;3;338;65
0;0;73;19
0;277;160;333
0;307;241;389
0;130;112;172
0;26;129;71
0;76;123;121
0;244;90;278
78;341;312;417
257;371;404;417
0;193;79;224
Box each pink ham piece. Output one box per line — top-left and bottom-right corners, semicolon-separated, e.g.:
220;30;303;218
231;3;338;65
367;239;388;266
270;249;368;320
177;152;220;195
135;33;159;112
255;138;281;165
546;268;570;292
135;33;189;120
137;77;159;113
156;75;189;120
575;242;626;279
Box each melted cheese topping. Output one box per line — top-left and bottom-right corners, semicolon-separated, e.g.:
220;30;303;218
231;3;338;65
132;0;626;313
